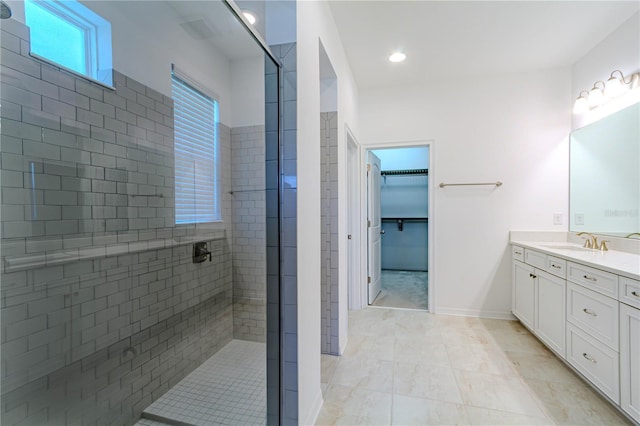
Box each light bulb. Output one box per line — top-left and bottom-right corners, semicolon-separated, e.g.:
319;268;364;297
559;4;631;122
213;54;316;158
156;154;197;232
573;96;588;114
587;86;604;107
605;75;626;98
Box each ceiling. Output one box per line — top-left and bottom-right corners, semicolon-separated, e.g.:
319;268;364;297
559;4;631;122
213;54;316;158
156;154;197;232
327;1;640;89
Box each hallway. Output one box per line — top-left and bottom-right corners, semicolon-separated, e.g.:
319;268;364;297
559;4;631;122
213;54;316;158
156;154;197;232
317;308;630;425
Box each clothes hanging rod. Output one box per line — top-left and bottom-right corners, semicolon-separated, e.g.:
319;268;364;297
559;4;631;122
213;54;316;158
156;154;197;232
381;168;428;176
439;181;502;188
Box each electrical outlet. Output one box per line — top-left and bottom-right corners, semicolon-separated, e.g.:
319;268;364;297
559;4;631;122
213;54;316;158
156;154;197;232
575;213;585;226
553;212;563;225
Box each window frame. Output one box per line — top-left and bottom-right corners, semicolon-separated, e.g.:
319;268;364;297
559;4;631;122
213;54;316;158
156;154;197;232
24;0;113;88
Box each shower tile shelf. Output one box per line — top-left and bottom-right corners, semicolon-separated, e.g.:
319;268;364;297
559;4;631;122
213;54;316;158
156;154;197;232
3;229;227;273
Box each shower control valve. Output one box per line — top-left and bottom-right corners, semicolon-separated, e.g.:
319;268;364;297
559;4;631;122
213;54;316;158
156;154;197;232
193;241;212;263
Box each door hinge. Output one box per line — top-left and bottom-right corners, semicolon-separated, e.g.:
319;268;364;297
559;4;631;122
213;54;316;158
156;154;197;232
367;164;371;172
367;220;371;228
367;276;371;284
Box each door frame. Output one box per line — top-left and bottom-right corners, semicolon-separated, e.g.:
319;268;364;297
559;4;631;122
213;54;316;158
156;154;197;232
360;140;435;312
345;126;366;310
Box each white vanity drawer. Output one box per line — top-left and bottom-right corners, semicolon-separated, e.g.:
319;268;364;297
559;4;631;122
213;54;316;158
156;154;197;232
619;276;640;309
512;245;525;262
567;282;618;350
567;324;619;404
567;262;618;299
545;256;566;279
524;249;546;269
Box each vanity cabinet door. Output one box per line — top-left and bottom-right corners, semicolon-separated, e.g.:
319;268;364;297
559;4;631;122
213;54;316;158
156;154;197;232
620;303;640;423
513;260;535;329
535;270;565;357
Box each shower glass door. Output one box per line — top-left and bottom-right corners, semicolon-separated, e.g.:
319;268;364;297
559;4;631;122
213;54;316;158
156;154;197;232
0;1;280;424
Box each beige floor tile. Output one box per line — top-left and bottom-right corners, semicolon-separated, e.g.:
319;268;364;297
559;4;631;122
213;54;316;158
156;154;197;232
524;378;631;425
394;362;464;404
505;351;584;385
319;384;392;425
342;334;395;361
331;356;394;392
395;338;450;366
321;354;339;384
465;406;550;425
454;370;547;418
440;325;496;348
392;394;469;425
486;329;550;355
322;308;625;426
446;342;517;376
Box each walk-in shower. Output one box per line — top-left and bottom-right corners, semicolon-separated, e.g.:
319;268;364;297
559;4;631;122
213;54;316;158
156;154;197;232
0;1;282;424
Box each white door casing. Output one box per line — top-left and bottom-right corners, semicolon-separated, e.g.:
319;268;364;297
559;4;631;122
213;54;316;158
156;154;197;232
367;151;382;304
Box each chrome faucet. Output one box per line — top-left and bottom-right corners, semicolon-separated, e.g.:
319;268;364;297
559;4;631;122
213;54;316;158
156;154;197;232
576;232;608;251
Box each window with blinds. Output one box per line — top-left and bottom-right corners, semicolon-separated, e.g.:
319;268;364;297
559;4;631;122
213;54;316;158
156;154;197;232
172;71;220;224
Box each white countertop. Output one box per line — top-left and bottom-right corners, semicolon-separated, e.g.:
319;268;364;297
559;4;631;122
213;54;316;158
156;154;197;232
510;240;640;281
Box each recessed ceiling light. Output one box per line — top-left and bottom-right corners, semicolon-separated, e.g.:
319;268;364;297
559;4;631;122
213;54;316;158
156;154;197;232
242;11;256;25
389;52;406;63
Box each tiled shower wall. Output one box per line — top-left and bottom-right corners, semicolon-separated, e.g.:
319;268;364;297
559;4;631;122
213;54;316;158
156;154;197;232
320;112;339;355
0;18;238;425
265;42;298;425
231;125;266;343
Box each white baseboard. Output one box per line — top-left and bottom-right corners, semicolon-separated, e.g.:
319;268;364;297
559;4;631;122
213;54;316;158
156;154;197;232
434;307;516;320
301;387;324;426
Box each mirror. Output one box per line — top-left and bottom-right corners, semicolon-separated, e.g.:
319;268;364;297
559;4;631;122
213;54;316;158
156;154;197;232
570;102;640;237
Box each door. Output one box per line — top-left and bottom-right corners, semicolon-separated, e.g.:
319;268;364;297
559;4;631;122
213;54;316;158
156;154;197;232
512;260;535;329
367;151;382;304
347;135;359;309
620;303;640;423
535;270;565;357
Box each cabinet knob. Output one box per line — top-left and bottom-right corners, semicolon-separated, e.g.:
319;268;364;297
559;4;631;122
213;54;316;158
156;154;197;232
551;264;561;269
583;275;597;282
582;353;597;363
632;291;639;298
529;273;537;279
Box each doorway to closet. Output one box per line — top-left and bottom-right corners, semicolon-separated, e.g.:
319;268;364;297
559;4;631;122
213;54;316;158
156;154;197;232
367;146;429;311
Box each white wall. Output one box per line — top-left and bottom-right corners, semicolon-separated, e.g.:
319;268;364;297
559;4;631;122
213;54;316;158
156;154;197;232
572;12;640;130
372;147;429;170
296;0;360;423
230;55;266;127
359;68;572;318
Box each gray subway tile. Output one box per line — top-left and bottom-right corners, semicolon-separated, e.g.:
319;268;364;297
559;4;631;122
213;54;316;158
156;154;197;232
59;87;90;109
75;79;104;101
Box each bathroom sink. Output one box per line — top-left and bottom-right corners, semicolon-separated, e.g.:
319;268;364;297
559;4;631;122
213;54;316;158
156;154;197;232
541;244;594;252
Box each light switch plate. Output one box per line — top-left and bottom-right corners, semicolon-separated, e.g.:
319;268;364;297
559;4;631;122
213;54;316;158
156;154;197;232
553;212;563;225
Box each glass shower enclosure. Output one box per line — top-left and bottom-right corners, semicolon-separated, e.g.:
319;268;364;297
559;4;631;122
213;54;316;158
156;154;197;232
0;0;281;424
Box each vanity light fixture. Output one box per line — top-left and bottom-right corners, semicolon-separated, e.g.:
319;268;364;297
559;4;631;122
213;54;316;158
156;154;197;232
389;52;406;63
587;81;606;108
573;91;589;114
242;10;256;25
575;69;640;113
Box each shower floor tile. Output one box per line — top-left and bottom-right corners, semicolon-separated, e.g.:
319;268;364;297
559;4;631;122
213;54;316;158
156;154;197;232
139;340;266;426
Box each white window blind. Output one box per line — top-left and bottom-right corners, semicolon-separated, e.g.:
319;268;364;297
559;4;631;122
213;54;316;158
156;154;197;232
172;70;220;224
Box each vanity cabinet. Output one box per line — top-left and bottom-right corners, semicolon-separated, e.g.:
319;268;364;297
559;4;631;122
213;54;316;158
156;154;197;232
511;247;566;356
512;243;640;423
